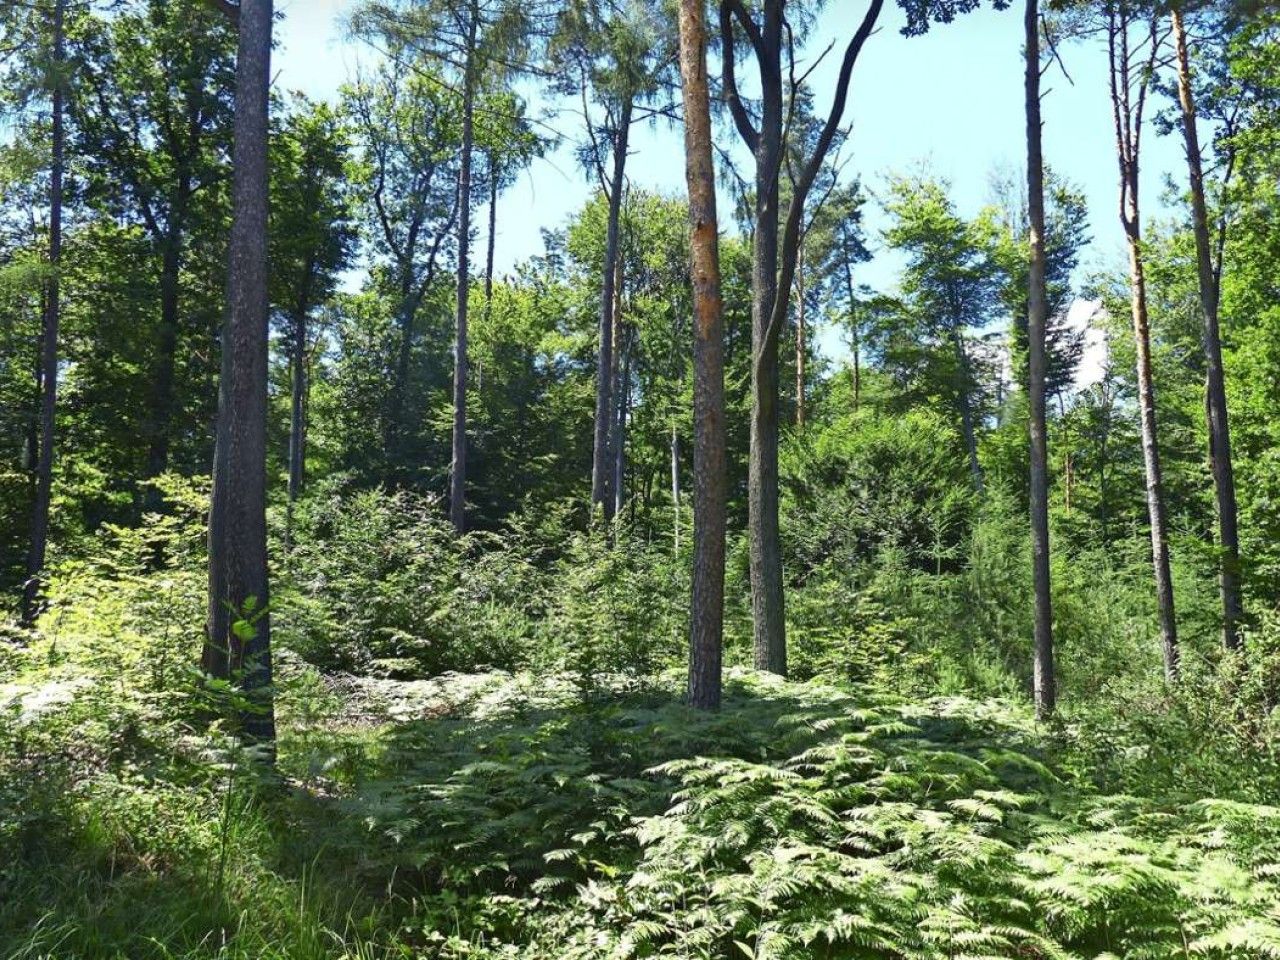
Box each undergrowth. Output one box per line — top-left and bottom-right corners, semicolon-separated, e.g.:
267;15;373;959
6;656;1280;959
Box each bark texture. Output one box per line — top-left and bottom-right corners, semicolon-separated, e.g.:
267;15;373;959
204;0;276;747
678;0;725;710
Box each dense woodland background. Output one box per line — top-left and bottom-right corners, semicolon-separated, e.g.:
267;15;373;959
5;0;1280;957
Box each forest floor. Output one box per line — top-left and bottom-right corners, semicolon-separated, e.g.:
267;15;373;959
5;645;1280;958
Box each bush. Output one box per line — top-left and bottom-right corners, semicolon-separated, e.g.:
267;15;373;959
279;480;541;676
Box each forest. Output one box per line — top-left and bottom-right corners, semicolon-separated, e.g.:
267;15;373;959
3;0;1280;956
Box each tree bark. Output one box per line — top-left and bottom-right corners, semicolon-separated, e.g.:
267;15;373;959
614;337;630;519
1172;6;1243;653
22;0;65;627
1025;0;1055;718
591;97;632;524
485;155;498;314
678;0;725;710
450;14;477;536
204;0;275;748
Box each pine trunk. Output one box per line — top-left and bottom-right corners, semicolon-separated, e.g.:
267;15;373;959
613;317;629;521
481;154;498;393
678;0;725;710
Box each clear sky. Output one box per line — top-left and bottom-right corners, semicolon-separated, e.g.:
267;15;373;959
272;0;1188;366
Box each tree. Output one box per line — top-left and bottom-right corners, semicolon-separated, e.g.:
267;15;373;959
720;0;884;676
805;181;871;411
720;0;993;674
355;0;538;534
73;0;237;502
1025;0;1054;716
342;62;460;477
1168;2;1243;652
552;0;677;525
678;0;724;711
880;174;1004;492
798;180;870;414
2;0;67;624
1102;0;1179;679
269;97;357;543
204;0;275;747
991;169;1089;410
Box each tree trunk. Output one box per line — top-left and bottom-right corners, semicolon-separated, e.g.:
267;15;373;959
204;0;275;748
1172;6;1243;652
591;97;632;523
1099;383;1111;543
611;261;628;519
387;273;422;458
844;258;860;413
670;420;681;553
795;243;806;429
22;0;65;627
1107;0;1178;679
678;0;725;710
728;0;882;674
613;318;630;521
748;0;786;675
481;153;498;394
450;21;477;536
285;308;306;548
1025;0;1055;718
485;156;498;314
952;328;984;493
145;230;183;504
614;342;630;519
1126;227;1179;679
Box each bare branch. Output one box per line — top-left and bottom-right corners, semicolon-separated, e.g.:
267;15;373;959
719;0;760;152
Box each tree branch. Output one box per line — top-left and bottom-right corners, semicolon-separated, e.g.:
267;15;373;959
757;0;884;376
719;0;760;152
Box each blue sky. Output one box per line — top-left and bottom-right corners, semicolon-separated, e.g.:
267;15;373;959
272;0;1188;363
